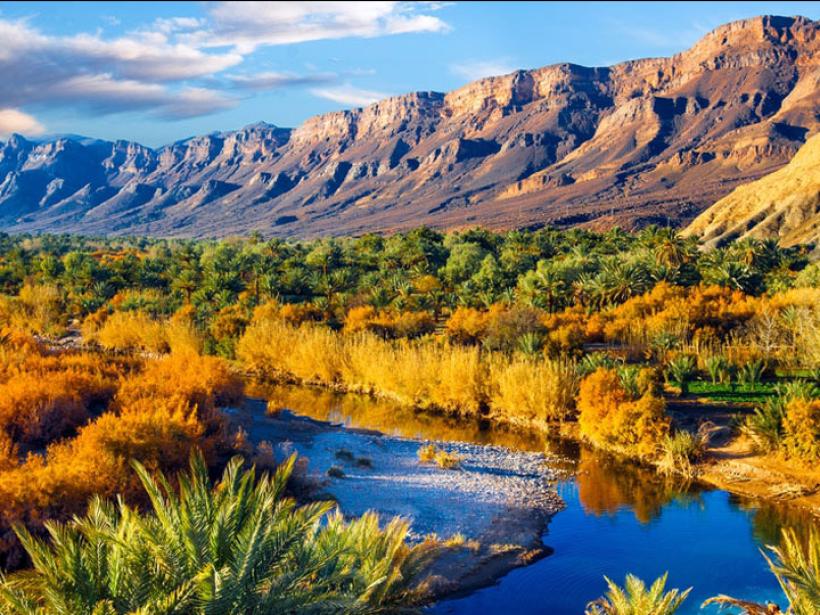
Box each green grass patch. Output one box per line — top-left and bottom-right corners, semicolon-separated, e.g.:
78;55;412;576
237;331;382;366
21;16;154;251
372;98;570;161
687;380;778;404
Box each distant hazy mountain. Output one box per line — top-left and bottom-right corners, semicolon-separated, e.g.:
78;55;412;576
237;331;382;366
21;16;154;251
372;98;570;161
0;15;817;238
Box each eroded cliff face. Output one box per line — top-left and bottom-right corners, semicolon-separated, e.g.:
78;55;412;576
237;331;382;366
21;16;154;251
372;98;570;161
0;15;817;238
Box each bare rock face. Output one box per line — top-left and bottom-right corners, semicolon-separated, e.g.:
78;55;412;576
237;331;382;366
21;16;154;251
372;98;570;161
0;15;817;238
683;133;820;248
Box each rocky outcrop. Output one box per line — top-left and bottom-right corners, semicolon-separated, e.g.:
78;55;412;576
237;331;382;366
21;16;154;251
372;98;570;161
0;15;816;238
683;133;820;248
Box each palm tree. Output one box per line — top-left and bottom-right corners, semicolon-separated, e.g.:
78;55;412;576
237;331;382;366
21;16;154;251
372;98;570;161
596;260;650;307
0;453;443;614
704;528;820;615
585;573;691;614
666;355;698;396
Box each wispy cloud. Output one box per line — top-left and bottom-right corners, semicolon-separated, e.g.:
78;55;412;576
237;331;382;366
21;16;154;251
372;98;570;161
198;1;450;53
450;58;517;82
228;71;337;91
0;108;45;138
0;2;451;123
311;83;390;107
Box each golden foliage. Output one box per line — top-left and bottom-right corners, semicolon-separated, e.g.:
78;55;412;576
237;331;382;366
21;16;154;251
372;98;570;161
577;368;670;459
0;371;112;448
0;283;65;335
88;310;168;353
782;398;820;462
0;340;242;567
345;306;435;339
490;357;580;423
445;307;490;345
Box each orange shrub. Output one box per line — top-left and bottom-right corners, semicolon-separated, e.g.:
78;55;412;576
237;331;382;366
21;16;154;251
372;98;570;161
115;352;243;419
445;307;490;345
0;371;114;448
344;305;378;333
209;304;249;343
278;302;323;326
0;350;241;568
345;307;435;339
577;368;670;459
89;310;168;353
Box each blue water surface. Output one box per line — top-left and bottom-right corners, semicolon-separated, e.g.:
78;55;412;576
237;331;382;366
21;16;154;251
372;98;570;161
431;482;784;614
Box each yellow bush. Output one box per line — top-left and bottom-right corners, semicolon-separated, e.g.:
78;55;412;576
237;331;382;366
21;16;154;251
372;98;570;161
115;352;243;418
209;304;249;343
345;307;435;339
577;368;670;459
344;306;377;333
164;317;203;355
0;283;65;335
278;303;323;326
445;307;490;345
782;398;820;462
91;310;168;353
0;370;113;448
490;357;580;424
237;318;342;383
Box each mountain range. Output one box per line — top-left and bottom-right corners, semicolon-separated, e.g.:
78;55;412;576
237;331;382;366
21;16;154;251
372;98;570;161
0;15;817;239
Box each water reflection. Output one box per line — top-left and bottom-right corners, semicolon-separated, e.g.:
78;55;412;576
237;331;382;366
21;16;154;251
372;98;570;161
251;382;817;535
253;383;816;589
248;381;553;453
575;448;703;524
730;495;819;548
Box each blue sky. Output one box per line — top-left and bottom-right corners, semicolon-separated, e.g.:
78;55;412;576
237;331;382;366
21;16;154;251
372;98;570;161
0;1;816;146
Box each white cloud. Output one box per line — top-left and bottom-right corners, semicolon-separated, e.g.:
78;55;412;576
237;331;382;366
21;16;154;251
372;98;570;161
0;108;45;138
0;17;241;119
199;1;450;52
311;83;390;107
228;71;337;90
450;58;517;82
0;3;451;124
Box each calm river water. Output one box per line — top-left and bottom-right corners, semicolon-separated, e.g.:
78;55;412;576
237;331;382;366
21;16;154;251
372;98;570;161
254;383;816;614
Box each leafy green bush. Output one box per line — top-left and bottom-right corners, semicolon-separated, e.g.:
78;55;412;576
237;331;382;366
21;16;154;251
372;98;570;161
665;355;697;396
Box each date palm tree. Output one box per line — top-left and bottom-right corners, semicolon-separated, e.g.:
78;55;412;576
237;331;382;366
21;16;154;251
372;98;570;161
0;453;443;614
704;528;820;615
585;573;691;615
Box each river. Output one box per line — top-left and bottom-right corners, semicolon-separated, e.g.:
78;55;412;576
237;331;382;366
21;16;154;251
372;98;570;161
250;382;817;614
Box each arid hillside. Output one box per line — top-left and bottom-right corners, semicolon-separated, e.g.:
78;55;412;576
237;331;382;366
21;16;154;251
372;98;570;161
684;133;820;248
0;15;817;238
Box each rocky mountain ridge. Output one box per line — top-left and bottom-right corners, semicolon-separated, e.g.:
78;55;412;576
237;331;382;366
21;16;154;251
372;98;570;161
0;15;817;238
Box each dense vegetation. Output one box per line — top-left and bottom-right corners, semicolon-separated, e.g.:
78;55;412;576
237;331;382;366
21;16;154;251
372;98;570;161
0;227;818;462
0;227;818;611
0;452;440;614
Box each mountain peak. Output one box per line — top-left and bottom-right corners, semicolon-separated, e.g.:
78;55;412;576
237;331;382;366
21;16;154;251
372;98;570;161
0;15;816;239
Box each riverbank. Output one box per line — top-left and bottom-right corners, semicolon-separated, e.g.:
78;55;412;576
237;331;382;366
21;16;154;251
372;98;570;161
227;398;568;598
667;398;820;516
248;376;820;519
